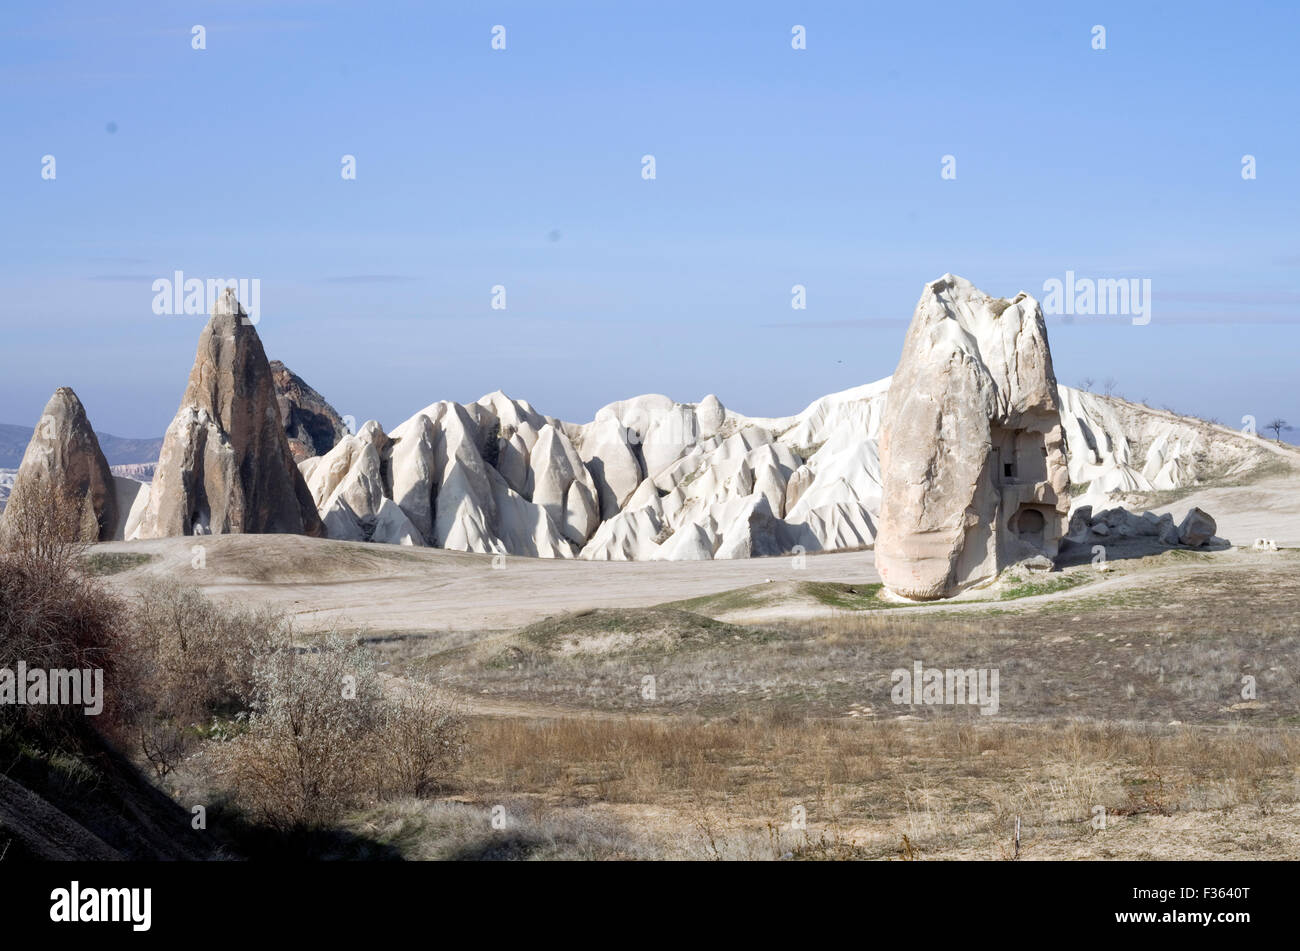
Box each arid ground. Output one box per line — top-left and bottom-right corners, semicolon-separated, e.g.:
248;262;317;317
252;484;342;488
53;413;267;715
91;463;1300;860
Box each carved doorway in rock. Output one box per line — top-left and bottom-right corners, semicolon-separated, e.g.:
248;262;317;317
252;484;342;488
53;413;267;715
1012;505;1047;548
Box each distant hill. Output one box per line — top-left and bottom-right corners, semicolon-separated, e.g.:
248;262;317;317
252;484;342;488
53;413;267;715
0;422;162;468
0;424;33;468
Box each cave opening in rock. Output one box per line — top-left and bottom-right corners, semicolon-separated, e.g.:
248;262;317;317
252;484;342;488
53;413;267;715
1014;506;1046;544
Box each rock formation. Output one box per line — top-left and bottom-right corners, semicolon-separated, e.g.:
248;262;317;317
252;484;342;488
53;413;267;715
276;354;1246;562
525;425;600;547
1064;504;1222;549
304;398;574;556
0;387;119;541
136;289;323;538
1177;507;1217;547
109;462;156;483
19;272;1247;561
302;422;421;545
876;275;1071;600
269;360;350;462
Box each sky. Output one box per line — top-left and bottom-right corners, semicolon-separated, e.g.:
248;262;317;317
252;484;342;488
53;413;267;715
1;1;1298;440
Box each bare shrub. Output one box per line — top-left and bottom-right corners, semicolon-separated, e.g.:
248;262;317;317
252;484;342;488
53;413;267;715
2;480;469;835
208;638;468;829
211;635;382;829
0;477;122;731
127;580;288;701
0;474;95;576
119;579;291;778
371;679;467;799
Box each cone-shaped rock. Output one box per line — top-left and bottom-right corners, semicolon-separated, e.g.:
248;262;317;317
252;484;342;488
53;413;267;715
1;387;117;541
269;360;349;462
137;289;323;538
876;275;1070;600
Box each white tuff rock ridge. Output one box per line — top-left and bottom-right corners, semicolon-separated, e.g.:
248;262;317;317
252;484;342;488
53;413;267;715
25;281;1261;560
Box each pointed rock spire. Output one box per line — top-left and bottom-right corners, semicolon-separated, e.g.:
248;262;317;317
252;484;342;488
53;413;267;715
1;387;117;541
137;288;323;538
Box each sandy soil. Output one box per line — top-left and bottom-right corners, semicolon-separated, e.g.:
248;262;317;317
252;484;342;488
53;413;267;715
92;460;1300;633
1150;470;1300;547
94;535;876;633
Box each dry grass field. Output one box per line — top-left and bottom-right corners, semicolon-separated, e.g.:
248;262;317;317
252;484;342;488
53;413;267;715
90;535;1298;860
82;461;1300;860
350;553;1297;860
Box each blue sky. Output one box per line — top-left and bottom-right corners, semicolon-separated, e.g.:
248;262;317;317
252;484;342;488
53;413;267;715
2;1;1297;438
